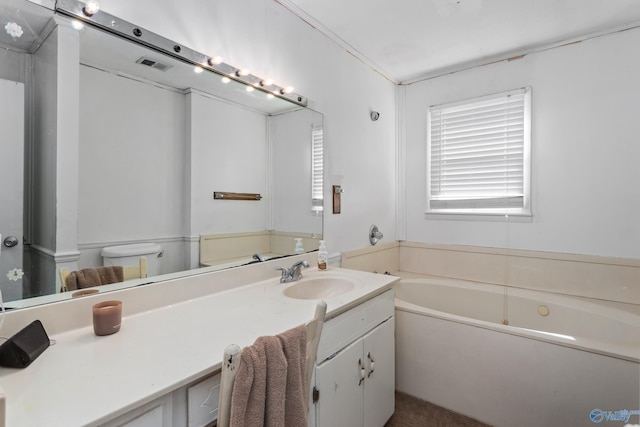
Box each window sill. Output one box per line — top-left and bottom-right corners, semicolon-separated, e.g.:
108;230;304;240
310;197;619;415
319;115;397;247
424;212;533;223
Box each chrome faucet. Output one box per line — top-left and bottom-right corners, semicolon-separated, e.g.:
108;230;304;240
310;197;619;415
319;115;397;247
276;260;310;283
252;253;266;262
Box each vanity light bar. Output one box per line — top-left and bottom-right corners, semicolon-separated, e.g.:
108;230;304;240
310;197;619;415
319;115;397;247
55;0;308;108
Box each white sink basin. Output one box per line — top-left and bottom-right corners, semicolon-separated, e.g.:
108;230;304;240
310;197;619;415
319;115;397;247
283;277;355;300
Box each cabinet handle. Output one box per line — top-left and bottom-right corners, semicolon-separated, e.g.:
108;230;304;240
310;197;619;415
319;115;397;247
358;358;366;385
367;352;375;378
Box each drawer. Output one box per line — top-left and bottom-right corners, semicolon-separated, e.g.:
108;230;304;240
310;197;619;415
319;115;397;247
317;289;393;362
100;394;172;427
188;373;221;427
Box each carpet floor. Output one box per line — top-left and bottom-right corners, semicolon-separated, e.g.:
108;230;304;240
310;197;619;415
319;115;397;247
385;392;492;427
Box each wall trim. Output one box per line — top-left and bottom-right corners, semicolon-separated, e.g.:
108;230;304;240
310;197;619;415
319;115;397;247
395;84;407;241
29;244;81;263
77;236;188;250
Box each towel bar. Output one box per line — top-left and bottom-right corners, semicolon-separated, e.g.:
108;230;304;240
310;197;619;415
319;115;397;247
213;192;262;201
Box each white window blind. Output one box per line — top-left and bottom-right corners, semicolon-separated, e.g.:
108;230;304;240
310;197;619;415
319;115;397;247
427;87;531;214
311;126;324;212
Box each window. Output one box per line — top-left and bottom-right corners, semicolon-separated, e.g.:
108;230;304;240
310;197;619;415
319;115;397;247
311;126;324;212
427;87;531;216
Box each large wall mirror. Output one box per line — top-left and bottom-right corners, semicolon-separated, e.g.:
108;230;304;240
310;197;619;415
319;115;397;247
0;0;323;308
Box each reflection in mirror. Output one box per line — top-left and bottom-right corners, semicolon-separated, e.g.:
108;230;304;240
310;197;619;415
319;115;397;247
0;0;54;303
0;0;323;308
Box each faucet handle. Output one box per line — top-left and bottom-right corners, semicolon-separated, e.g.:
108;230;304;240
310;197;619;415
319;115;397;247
290;260;309;281
275;266;289;283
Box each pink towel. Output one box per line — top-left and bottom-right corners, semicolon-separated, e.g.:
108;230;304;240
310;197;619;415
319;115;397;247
230;325;308;427
66;266;124;290
278;326;308;426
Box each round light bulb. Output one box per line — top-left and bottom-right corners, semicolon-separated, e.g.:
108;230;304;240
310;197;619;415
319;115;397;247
235;69;250;77
72;20;84;30
280;86;294;95
246;86;255;92
221;77;231;84
83;0;100;16
260;79;274;87
208;56;223;66
194;66;204;74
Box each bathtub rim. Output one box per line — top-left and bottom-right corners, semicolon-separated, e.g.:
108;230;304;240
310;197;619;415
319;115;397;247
394;278;640;363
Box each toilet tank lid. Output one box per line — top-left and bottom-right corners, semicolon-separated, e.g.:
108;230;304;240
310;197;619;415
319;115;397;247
101;243;163;257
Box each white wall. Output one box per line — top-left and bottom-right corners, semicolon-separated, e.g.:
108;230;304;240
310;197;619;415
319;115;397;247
270;108;323;235
0;49;27;83
98;0;398;257
187;91;269;235
78;65;185;243
403;27;640;259
78;70;272;272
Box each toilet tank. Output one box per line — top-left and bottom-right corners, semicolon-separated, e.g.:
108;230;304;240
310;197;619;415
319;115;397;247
101;243;163;276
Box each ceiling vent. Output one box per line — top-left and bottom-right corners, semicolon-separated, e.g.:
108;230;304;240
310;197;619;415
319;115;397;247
135;57;171;71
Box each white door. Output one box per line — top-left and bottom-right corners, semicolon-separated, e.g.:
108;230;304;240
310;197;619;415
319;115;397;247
0;78;25;301
363;318;395;427
315;338;365;427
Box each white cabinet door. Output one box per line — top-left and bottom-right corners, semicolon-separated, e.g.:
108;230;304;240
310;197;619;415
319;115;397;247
364;318;395;427
315;338;364;427
315;317;395;427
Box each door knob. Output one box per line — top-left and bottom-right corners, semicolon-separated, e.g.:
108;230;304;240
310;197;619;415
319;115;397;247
3;236;19;248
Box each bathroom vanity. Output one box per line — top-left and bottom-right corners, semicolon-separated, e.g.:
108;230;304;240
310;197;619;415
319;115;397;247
0;255;397;426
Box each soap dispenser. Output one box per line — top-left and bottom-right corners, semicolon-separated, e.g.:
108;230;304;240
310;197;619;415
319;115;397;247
294;238;304;254
317;240;328;270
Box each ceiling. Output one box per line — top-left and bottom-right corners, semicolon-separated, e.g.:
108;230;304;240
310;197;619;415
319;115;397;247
5;0;640;86
280;0;640;83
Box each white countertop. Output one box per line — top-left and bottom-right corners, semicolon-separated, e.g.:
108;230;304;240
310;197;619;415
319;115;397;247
0;266;396;426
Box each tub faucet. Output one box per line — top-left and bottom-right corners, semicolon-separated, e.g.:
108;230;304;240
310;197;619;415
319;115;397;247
252;253;266;262
276;260;309;283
